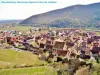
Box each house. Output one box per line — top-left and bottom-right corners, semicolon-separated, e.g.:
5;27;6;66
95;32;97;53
53;39;65;50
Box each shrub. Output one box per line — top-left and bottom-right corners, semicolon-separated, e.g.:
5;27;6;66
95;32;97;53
75;67;90;75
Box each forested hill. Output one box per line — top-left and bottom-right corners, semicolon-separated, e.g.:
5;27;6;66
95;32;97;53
20;2;100;28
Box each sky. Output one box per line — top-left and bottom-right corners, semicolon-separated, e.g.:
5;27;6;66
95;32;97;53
0;0;100;20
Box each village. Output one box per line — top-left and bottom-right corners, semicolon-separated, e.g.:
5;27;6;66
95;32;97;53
0;25;100;75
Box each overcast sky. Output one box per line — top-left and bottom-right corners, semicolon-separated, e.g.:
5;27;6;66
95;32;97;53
0;0;100;20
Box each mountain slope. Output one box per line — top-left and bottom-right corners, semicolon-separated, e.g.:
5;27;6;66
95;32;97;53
20;2;100;27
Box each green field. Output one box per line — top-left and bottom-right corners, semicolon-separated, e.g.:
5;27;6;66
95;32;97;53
0;49;57;75
0;66;57;75
0;26;32;31
0;49;45;69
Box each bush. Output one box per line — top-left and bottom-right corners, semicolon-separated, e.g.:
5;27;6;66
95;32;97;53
75;67;90;75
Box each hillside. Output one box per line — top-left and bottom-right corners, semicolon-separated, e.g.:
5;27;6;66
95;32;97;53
20;2;100;28
0;49;43;68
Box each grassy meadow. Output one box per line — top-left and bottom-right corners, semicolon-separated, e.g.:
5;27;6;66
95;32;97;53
0;49;56;75
0;49;46;69
0;26;32;31
0;66;57;75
